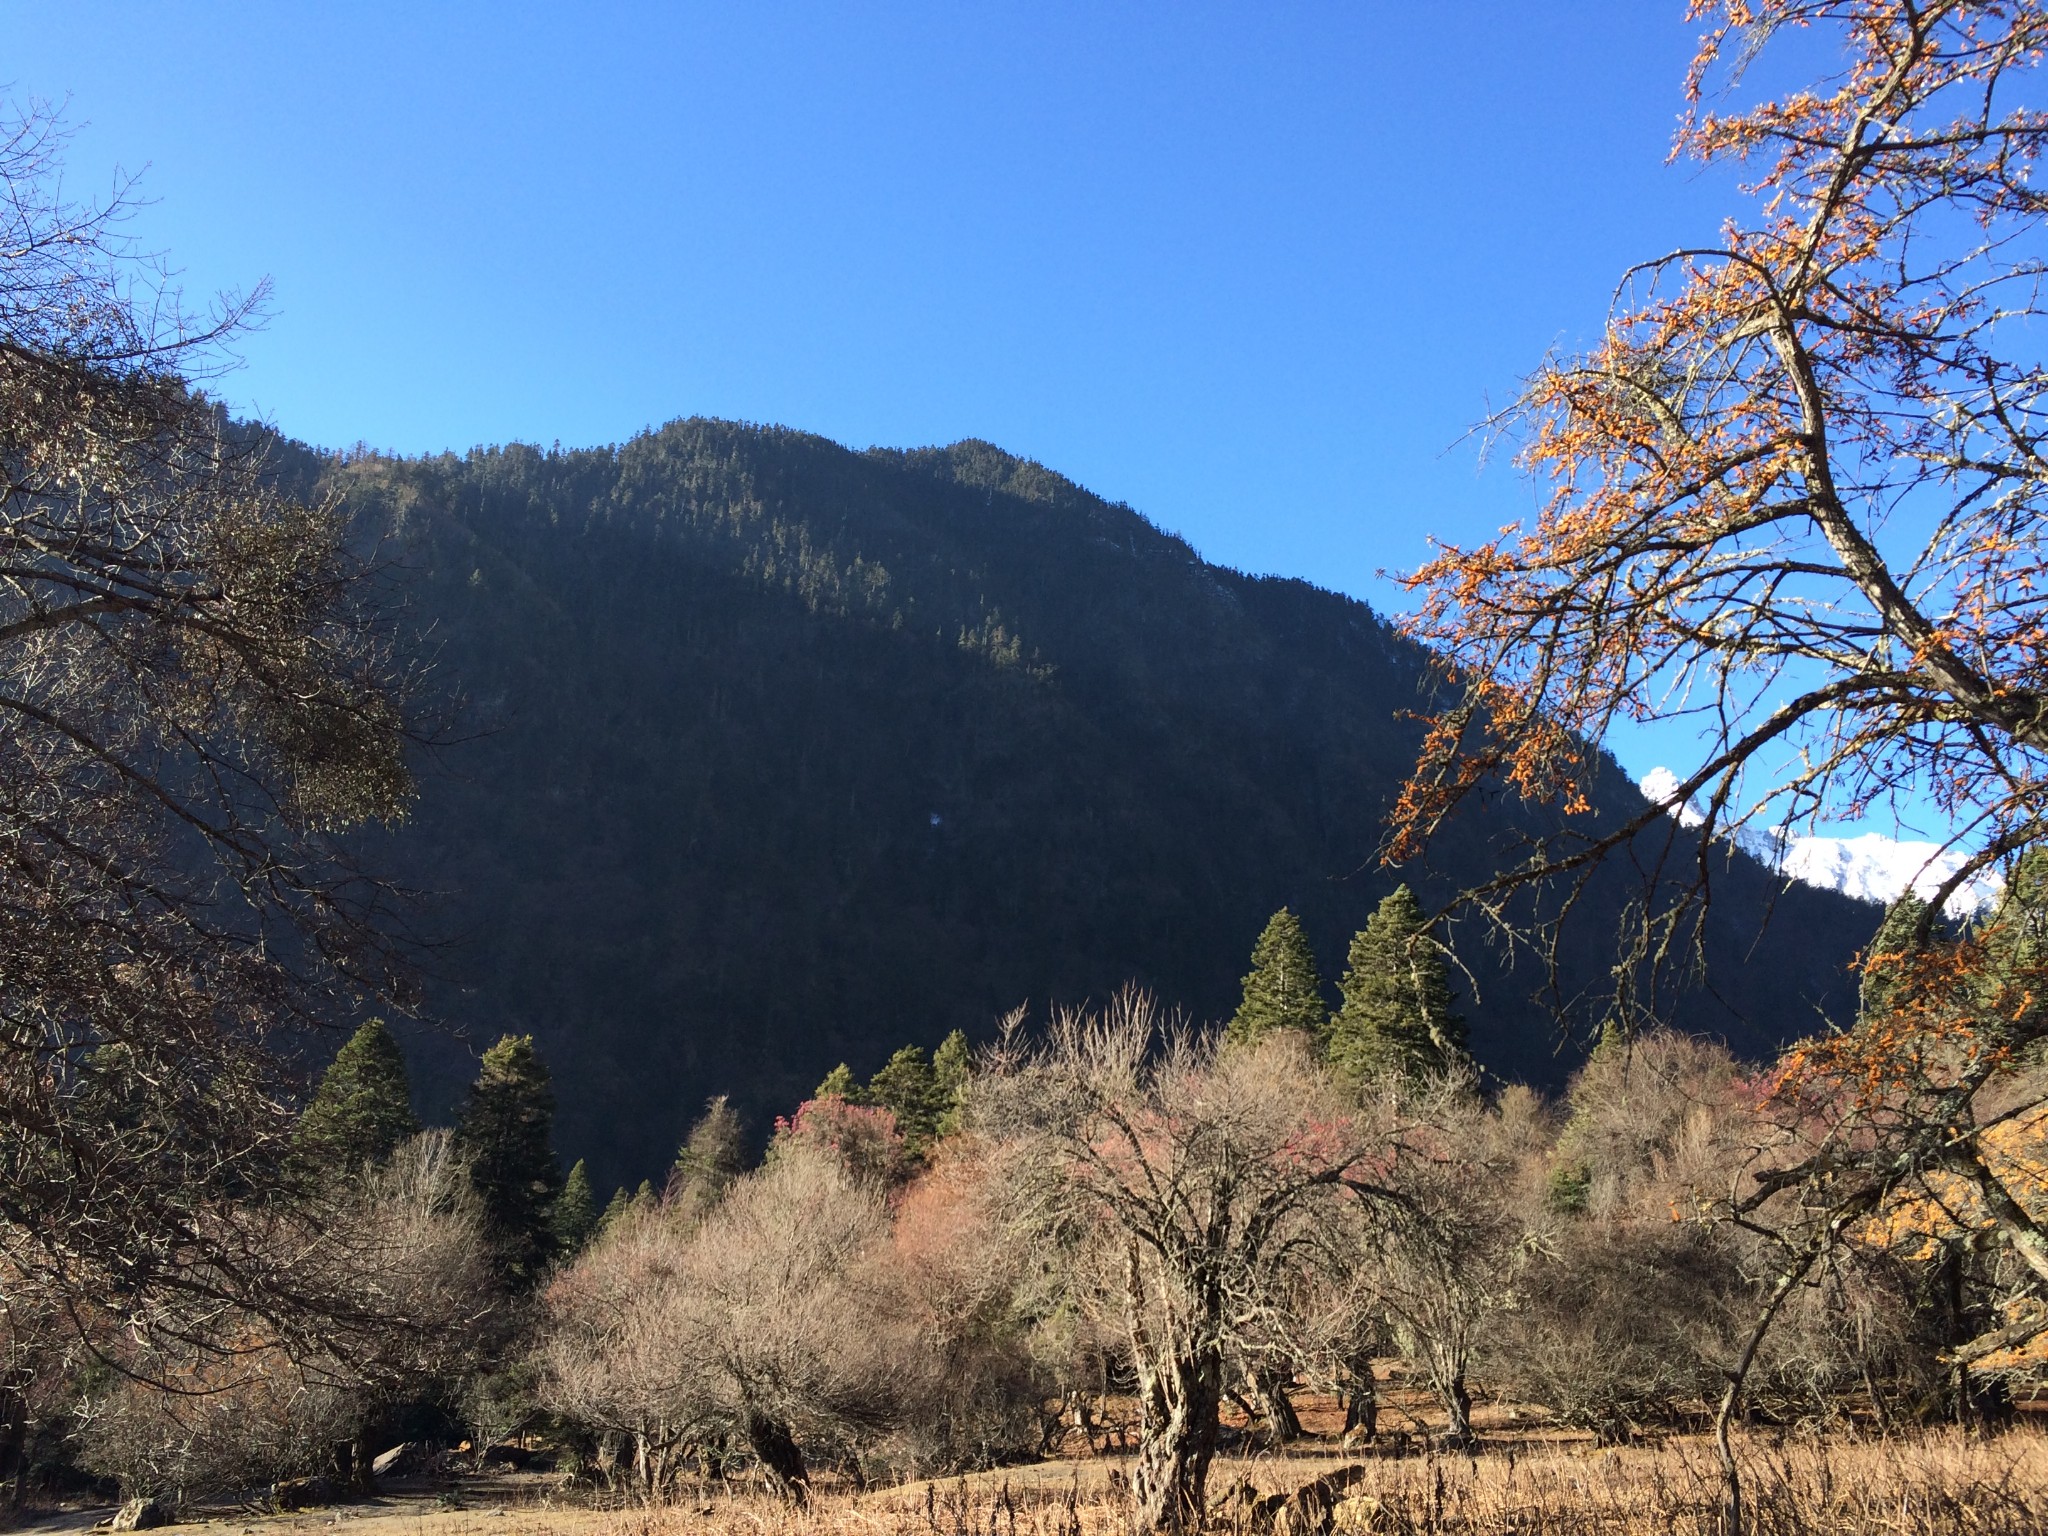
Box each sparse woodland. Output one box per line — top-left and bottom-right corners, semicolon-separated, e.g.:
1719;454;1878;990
8;3;2048;1535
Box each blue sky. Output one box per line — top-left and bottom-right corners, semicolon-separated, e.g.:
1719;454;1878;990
12;3;1762;786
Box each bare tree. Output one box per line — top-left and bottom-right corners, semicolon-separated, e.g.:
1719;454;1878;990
1326;1073;1540;1448
978;993;1384;1534
0;102;421;1342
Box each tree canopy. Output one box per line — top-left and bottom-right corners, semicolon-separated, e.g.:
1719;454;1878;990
1328;887;1467;1083
0;103;418;1335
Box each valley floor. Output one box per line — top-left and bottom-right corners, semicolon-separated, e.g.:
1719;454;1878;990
12;1392;2048;1536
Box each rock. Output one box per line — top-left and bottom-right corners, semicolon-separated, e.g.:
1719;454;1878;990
1214;1477;1285;1531
110;1497;170;1531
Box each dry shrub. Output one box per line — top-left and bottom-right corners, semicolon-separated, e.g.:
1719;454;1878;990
543;1140;928;1497
884;1143;1051;1471
73;1131;493;1499
545;1132;1052;1494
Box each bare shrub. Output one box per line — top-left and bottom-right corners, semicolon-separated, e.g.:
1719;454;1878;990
881;1144;1050;1472
541;1140;902;1501
1317;1071;1543;1448
72;1131;494;1500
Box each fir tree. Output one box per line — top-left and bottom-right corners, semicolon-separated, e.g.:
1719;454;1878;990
454;1034;564;1287
1859;892;1932;1026
551;1158;599;1256
669;1095;747;1217
295;1018;419;1179
599;1184;633;1232
932;1028;972;1136
815;1063;861;1101
1327;886;1466;1082
867;1044;942;1155
1226;908;1328;1045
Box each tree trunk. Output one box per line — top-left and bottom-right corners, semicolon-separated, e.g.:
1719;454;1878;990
1251;1366;1302;1444
349;1420;379;1495
1440;1372;1474;1447
1342;1356;1378;1441
1131;1349;1223;1534
742;1411;809;1506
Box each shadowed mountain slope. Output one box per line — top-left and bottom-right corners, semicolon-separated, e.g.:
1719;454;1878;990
313;420;1874;1189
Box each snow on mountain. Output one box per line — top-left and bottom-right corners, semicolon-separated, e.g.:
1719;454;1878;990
1637;766;2000;912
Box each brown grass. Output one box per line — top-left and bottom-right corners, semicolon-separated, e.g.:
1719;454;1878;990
582;1429;2048;1536
49;1428;2046;1536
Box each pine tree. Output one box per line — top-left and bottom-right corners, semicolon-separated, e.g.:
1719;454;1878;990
932;1028;972;1137
669;1095;747;1218
454;1034;564;1287
1226;908;1328;1045
867;1045;942;1155
295;1018;419;1179
551;1158;598;1256
1860;892;1932;1025
599;1184;633;1232
1327;886;1467;1083
1977;847;2048;1039
815;1063;861;1101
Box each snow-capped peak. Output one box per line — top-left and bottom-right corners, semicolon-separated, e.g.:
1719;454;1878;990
1637;766;2000;911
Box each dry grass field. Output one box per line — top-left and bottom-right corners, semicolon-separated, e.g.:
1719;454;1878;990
12;1427;2044;1536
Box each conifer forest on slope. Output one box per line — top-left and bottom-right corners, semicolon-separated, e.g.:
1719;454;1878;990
291;419;1879;1189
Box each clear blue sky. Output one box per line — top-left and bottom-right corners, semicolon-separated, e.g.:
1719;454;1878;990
12;3;1751;780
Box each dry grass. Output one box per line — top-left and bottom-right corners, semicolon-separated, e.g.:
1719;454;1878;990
588;1429;2048;1535
18;1429;2043;1536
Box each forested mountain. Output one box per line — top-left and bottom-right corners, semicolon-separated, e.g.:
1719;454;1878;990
303;420;1875;1190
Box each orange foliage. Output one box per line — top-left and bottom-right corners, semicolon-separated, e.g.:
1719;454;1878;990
1394;0;2048;892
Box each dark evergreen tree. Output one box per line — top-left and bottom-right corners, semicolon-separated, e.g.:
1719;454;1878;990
867;1044;942;1155
551;1158;599;1256
932;1028;972;1137
669;1094;747;1217
1226;908;1328;1045
1327;886;1467;1082
295;1018;419;1178
1860;892;1933;1026
455;1034;564;1287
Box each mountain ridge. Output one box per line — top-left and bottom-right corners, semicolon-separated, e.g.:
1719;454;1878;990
302;418;1881;1190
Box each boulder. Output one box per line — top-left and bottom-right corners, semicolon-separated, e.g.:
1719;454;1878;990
1272;1465;1374;1536
110;1497;169;1531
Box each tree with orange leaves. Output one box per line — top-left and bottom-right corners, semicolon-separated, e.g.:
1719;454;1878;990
1399;0;2048;928
1394;5;2048;1528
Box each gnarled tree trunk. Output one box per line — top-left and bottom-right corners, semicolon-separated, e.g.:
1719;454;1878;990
742;1410;809;1506
1131;1346;1222;1534
1250;1365;1302;1444
1342;1354;1378;1442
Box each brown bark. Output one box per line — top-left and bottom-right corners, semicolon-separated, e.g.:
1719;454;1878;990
1130;1348;1222;1535
742;1411;809;1506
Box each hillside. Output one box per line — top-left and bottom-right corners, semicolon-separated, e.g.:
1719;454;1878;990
311;420;1878;1189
